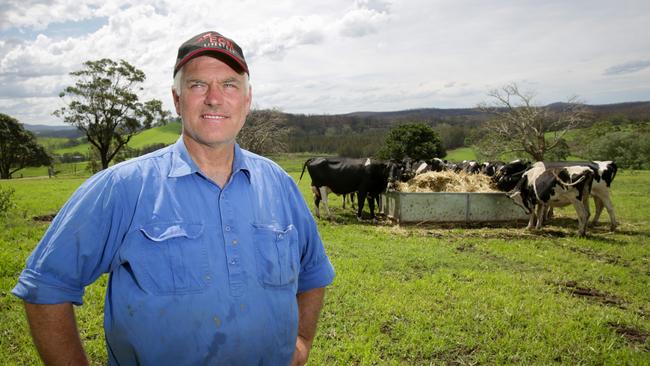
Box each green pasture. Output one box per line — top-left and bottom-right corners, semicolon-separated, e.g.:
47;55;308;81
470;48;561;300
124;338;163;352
48;121;181;155
1;156;649;365
444;147;477;162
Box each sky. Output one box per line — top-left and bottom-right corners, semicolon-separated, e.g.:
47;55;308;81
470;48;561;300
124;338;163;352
1;0;649;126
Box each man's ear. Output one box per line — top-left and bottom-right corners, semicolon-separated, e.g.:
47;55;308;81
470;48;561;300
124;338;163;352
172;88;181;115
245;84;253;115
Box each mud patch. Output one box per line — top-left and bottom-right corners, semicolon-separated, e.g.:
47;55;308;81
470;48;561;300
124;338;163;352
552;281;627;309
561;245;629;266
432;344;480;366
32;213;56;222
607;322;650;347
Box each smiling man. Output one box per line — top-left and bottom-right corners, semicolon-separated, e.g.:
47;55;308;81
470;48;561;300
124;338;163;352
13;31;335;366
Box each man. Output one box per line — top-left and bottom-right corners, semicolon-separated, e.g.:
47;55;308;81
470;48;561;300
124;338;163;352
12;31;335;365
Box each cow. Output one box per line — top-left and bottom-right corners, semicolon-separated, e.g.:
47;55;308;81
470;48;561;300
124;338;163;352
492;159;532;191
481;161;505;177
507;162;594;236
457;160;481;174
532;161;618;230
299;157;393;221
412;158;447;175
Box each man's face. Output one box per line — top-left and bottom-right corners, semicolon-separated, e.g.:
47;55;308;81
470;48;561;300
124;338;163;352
172;56;252;150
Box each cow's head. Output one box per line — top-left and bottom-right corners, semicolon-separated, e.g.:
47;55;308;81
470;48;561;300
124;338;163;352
386;160;412;190
506;174;532;214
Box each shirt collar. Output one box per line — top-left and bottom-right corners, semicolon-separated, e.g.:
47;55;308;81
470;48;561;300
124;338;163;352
169;137;251;183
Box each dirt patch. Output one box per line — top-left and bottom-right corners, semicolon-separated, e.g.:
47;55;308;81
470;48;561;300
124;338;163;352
607;322;650;346
566;246;629;266
32;213;56;222
552;281;627;309
396;171;498;193
432;345;480;366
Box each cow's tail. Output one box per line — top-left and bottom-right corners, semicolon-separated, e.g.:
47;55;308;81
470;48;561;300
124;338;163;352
552;170;587;187
299;158;313;182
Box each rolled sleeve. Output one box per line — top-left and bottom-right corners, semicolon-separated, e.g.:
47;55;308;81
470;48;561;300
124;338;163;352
12;268;85;305
297;256;335;293
12;169;129;305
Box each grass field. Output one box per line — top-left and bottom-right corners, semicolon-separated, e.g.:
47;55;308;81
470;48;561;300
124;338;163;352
1;156;649;365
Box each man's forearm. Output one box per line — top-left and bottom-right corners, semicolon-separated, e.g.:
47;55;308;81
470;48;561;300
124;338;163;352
24;302;89;366
292;287;326;366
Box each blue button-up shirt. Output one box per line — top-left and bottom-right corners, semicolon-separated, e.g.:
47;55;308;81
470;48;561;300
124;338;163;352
12;138;335;365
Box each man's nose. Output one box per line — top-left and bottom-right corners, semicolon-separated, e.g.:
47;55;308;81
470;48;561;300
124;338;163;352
204;85;224;106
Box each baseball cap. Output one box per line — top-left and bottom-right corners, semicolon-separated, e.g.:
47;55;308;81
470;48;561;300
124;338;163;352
174;31;248;76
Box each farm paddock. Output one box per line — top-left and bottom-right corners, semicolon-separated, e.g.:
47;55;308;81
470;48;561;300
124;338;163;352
0;166;648;365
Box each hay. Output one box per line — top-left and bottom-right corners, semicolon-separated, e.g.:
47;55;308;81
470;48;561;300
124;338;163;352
396;171;499;193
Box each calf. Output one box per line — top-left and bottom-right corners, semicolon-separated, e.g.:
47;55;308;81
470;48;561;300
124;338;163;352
508;163;594;236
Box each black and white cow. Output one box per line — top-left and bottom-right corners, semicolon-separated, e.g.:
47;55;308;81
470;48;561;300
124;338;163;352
533;161;618;230
481;161;505;177
299;157;392;221
508;162;594;236
412;158;447;175
457;160;481;174
492;159;532;191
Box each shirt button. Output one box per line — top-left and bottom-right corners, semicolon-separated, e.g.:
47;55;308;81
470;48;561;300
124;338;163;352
224;225;231;232
230;259;237;265
278;234;284;240
232;239;238;245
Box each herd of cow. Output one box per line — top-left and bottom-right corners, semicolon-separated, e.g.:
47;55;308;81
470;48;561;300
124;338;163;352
299;157;618;236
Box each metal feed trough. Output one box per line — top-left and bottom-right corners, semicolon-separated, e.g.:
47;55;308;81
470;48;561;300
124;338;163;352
381;191;528;223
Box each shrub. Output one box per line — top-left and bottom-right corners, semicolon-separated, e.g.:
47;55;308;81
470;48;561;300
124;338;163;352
0;185;16;215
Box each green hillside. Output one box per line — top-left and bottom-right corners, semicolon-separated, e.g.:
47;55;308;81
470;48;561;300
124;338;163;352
444;147;477;161
51;122;181;155
127;121;181;148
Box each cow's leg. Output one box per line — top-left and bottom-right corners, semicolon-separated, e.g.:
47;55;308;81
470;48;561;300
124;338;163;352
535;204;546;230
526;209;536;230
367;194;377;223
320;187;332;217
593;192;617;231
545;207;554;221
573;201;588;237
311;186;321;218
356;191;367;221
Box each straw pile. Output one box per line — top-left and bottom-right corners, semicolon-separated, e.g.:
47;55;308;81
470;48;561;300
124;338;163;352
395;171;499;193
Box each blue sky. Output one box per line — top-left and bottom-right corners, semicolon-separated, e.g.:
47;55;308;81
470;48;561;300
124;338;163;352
1;0;649;126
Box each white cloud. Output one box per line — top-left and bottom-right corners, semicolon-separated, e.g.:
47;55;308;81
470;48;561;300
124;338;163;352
0;0;649;125
337;1;391;38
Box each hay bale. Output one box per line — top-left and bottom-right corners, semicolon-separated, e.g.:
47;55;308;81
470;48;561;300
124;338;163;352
396;171;499;193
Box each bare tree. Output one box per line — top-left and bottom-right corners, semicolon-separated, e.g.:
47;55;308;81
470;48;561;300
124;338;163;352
477;83;589;161
239;108;291;155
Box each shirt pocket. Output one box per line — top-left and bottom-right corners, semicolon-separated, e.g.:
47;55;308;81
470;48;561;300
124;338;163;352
129;222;209;295
252;224;299;288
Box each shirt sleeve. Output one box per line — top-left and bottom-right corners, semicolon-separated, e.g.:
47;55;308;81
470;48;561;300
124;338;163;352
284;175;335;293
12;169;130;305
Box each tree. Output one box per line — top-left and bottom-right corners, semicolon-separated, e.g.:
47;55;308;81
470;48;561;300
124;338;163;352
0;113;52;179
477;83;589;161
238;108;291;155
54;58;170;170
378;123;445;161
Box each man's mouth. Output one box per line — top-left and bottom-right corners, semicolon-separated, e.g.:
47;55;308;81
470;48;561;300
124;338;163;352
202;114;227;120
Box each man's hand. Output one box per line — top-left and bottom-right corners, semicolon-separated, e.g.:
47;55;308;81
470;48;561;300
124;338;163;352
291;287;326;366
291;335;311;366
